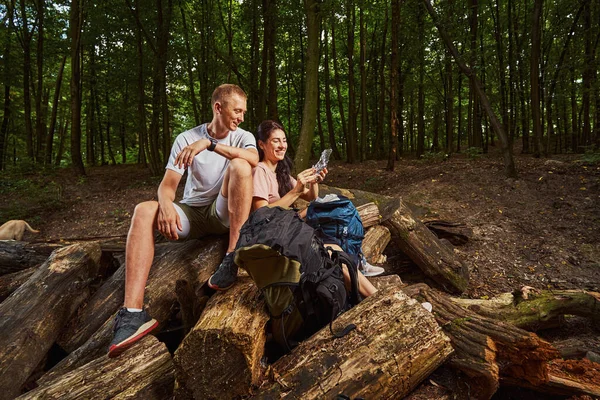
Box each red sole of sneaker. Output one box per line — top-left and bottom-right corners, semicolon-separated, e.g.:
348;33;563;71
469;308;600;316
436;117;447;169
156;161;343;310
107;319;159;358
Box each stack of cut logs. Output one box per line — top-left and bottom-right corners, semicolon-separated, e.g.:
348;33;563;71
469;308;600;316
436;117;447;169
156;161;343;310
0;186;598;400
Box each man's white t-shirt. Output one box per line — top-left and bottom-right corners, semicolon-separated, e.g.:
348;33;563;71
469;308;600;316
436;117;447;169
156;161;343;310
165;123;257;206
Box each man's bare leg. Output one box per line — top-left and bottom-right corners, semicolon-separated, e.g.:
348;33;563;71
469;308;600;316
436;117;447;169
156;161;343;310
221;158;253;252
108;201;160;357
207;158;252;291
124;201;160;308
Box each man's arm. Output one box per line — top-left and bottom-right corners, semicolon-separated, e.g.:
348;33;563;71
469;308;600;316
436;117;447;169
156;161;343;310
175;138;259;169
156;169;184;240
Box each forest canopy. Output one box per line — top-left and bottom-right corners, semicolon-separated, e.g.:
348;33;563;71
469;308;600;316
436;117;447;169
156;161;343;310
0;0;598;176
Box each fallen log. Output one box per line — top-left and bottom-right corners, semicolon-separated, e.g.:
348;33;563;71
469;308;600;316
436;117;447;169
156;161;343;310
362;224;391;264
356;202;381;228
256;282;454;399
502;358;600;398
423;220;472;246
383;200;469;293
20;336;174;400
0;241;63;275
0;266;36;302
411;285;560;400
173;276;269;400
451;287;600;331
0;242;101;400
56;237;226;354
37;316;114;386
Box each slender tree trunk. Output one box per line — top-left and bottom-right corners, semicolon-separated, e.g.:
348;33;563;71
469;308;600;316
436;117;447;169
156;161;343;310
323;23;341;160
424;0;518;178
457;64;462;152
20;0;34;160
531;0;544;157
416;2;425;157
377;7;389;159
469;0;482;149
346;0;357;163
248;0;260;129
507;0;516;143
331;21;348;155
582;0;593;147
293;0;321;171
70;0;85;176
180;4;199;126
492;0;509;143
388;0;400;170
359;6;367;160
257;0;270;123
0;0;14;170
45;56;66;165
267;0;278;120
34;0;45;161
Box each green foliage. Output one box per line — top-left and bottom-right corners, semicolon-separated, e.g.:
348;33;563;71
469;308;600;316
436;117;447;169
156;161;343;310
579;146;600;164
419;152;449;163
465;147;483;160
0;169;65;223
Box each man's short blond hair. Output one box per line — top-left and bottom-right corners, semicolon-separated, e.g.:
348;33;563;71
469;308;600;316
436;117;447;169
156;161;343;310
211;84;247;107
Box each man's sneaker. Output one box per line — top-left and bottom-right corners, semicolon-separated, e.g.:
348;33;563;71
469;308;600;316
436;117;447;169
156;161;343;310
108;308;158;358
359;257;385;277
208;252;238;291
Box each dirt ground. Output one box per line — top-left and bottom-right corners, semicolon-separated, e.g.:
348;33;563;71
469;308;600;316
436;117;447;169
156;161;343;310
1;148;599;399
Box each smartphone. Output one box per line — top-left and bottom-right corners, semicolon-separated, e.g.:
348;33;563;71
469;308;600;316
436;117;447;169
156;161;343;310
313;149;332;173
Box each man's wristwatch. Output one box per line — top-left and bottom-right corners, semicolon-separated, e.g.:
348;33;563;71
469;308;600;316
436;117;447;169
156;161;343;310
207;137;218;152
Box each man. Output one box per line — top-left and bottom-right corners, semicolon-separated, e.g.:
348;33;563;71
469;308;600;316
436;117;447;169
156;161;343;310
108;84;259;358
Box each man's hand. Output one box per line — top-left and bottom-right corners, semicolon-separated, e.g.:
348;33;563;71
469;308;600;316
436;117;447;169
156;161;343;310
156;201;182;241
175;139;211;169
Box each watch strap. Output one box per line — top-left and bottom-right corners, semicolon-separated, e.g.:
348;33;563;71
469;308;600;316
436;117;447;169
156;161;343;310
207;137;217;152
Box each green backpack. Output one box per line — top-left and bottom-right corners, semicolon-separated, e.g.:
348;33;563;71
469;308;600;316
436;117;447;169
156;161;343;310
234;206;361;352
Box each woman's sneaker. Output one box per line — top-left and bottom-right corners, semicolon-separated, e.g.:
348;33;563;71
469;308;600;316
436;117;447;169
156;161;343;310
208;252;238;291
108;308;158;358
359;257;385;277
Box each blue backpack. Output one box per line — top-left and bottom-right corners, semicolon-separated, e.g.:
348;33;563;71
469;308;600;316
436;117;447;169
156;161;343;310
305;195;364;263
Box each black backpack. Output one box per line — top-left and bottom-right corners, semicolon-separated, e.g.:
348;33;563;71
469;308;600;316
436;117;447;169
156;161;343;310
234;206;362;352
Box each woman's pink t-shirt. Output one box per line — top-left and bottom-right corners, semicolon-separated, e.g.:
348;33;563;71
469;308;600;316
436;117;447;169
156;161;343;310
252;162;296;203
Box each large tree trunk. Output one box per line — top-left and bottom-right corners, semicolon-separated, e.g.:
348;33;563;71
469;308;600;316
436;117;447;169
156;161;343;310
173;277;269;399
293;0;321;171
256;282;454;399
407;284;560;400
0;243;101;400
20;336;174;400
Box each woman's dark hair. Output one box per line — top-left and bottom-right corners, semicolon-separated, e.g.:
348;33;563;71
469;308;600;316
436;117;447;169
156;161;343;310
257;120;294;198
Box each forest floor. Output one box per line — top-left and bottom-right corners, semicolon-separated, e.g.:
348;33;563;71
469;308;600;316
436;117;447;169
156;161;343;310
1;147;599;399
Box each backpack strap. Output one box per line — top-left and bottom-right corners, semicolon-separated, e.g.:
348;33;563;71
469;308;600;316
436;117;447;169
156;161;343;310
330;249;362;306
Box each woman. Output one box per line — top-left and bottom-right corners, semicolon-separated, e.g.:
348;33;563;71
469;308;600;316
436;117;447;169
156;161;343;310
252;120;377;297
252;120;324;211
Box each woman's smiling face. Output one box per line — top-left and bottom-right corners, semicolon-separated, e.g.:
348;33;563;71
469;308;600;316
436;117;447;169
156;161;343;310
259;129;288;163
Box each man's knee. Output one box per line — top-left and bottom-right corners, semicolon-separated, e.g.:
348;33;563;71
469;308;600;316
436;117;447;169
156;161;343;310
132;201;159;224
228;158;252;178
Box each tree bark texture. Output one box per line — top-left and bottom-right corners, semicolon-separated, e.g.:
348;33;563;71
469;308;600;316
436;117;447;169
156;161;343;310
173;276;269;400
0;243;101;400
0;241;64;275
362;224;391;264
256;283;453;399
0;266;35;302
383;200;469;293
451;287;600;331
411;285;560;400
355;201;381;228
20;336;174;400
